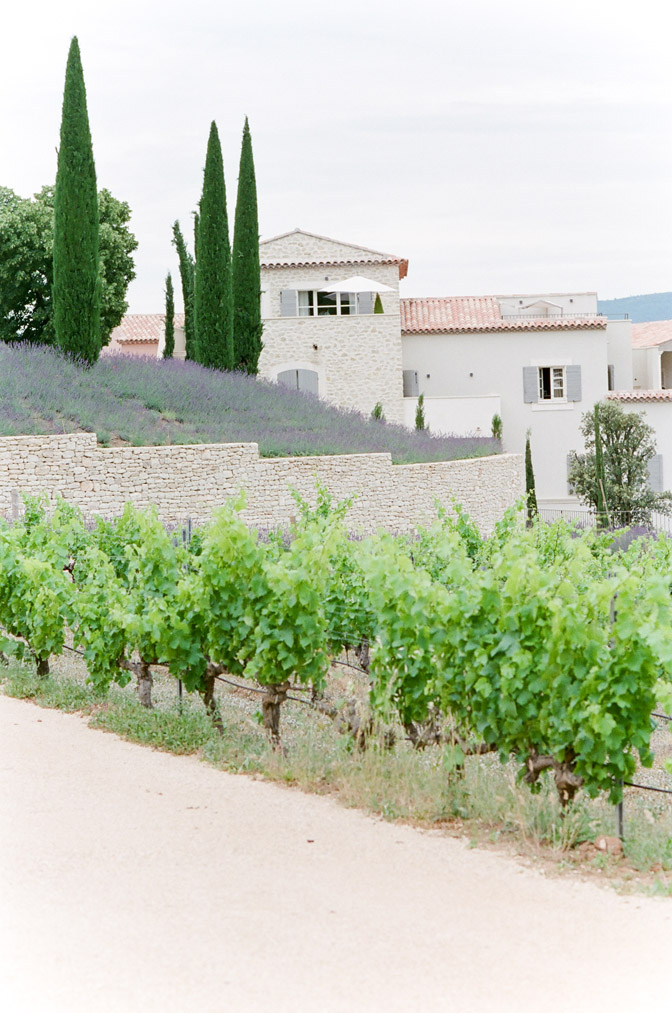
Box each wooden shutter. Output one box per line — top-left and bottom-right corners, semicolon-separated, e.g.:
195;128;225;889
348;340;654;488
277;369;298;390
403;370;419;397
522;367;538;403
648;454;663;493
566;365;582;402
297;369;319;395
280;290;296;317
358;292;375;315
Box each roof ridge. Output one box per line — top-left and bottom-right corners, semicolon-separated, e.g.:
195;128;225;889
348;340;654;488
259;227;401;260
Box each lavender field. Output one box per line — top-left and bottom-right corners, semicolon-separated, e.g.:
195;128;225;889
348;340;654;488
0;344;499;463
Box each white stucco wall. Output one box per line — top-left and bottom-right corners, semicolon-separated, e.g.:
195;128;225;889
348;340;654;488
605;319;634;390
403;395;501;437
402;327;609;500
258;257;404;424
497;292;598;317
618;401;672;494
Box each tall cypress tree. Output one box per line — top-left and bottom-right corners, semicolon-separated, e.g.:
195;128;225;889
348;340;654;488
232;117;263;373
594;404;609;529
172;221;195;360
194;121;233;371
525;430;538;527
163;272;175;358
53;36;101;364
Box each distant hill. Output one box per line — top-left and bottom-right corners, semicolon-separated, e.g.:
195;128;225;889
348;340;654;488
598;293;672;323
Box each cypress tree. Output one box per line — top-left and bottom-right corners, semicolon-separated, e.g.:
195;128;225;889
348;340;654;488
232;117;263;373
52;36;101;364
415;393;427;431
172;221;195;360
594;404;610;528
163;272;175;358
194;121;233;371
525;430;538;526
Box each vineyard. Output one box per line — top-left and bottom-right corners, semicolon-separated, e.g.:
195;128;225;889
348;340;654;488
2;488;672;812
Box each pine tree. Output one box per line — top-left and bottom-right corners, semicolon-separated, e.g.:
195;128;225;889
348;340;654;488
194;121;233;371
232;117;263;373
163;273;175;358
52;37;101;364
171;221;195;360
525;430;538;526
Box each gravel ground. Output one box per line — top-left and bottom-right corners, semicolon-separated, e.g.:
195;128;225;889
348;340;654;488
2;693;672;1013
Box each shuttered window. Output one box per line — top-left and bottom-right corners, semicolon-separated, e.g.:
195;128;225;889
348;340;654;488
648;454;663;493
523;365;582;403
278;289;376;317
403;370;419;397
277;369;319;395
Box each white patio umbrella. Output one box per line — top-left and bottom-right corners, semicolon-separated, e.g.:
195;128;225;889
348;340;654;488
318;275;395;293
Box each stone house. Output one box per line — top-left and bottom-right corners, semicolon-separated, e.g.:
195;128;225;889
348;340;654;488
108;229;644;503
257;229;408;424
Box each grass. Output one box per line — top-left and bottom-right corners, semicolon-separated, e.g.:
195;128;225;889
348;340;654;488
5;654;672;895
0;343;499;464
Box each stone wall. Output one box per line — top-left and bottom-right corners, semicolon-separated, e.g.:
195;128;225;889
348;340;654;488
0;433;523;534
258;259;405;424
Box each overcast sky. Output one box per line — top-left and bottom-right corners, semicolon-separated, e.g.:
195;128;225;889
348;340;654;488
2;0;670;312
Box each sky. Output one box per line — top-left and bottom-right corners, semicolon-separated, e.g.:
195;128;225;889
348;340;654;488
1;0;670;312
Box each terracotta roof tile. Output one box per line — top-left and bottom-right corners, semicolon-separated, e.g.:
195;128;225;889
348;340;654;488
631;321;672;349
400;297;607;334
109;313;185;344
607;390;672;403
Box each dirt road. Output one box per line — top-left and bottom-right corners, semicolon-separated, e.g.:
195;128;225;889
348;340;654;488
1;693;670;1012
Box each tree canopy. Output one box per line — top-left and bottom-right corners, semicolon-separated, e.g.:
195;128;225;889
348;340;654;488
0;185;137;347
569;400;672;526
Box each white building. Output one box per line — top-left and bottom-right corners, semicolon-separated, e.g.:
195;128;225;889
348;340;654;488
400;292;633;503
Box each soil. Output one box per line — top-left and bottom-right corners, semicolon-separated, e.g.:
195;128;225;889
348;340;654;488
2;692;671;1012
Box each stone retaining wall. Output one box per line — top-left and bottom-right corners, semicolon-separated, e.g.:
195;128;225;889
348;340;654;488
0;433;523;534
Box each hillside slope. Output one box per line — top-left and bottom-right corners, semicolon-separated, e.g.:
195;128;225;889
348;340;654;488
0;344;497;464
598;292;672;323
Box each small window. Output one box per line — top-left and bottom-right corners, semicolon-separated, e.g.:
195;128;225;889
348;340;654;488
607;364;615;391
293;291;367;316
538;366;565;401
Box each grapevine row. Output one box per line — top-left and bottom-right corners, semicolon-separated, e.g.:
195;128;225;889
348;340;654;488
2;490;672;803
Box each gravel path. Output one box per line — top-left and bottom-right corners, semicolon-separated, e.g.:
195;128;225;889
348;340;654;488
2;693;671;1012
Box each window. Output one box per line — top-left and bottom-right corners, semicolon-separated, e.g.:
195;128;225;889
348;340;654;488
280;290;375;317
297;291;357;316
523;365;582;404
538;366;565;401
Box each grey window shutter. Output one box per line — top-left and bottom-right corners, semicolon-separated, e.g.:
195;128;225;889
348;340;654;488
522;367;538;403
297;369;319;395
648;454;663;493
277;369;299;390
607;364;615;391
280;290;296;317
358;292;374;315
403;370;419;397
566;365;582;402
